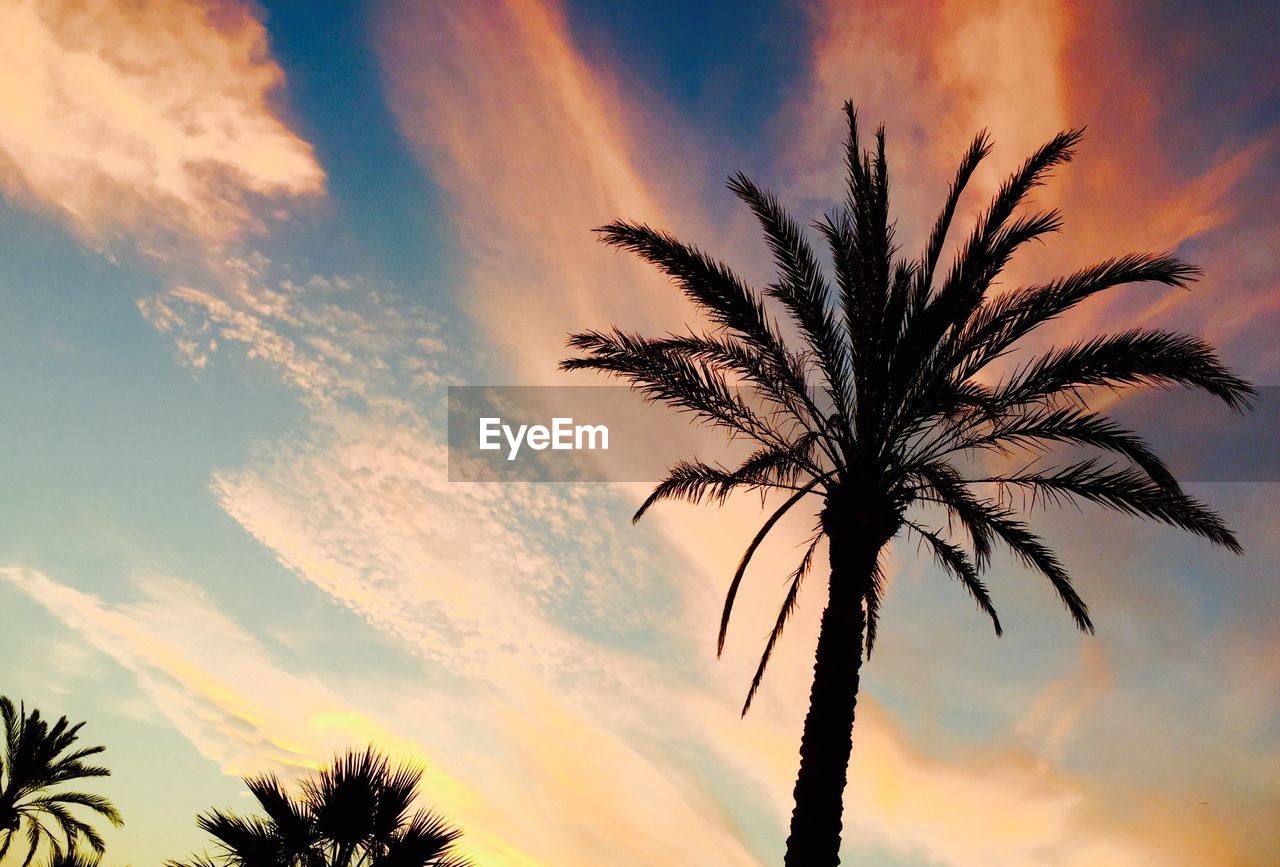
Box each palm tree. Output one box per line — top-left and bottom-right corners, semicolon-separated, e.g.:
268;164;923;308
168;747;470;867
0;697;122;866
561;103;1253;865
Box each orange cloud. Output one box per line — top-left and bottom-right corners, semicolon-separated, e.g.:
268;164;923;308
786;0;1070;249
697;685;1252;867
791;0;1275;367
0;0;323;246
375;0;713;379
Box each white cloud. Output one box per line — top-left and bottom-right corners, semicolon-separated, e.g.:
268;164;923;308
137;253;451;407
0;0;323;245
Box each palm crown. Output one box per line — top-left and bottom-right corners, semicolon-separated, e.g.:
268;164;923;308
562;103;1252;865
169;747;470;867
0;697;122;867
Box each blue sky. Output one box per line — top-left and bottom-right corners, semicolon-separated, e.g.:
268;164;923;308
0;1;1277;865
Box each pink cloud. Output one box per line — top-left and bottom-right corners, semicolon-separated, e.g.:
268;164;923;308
0;0;323;246
375;0;718;379
107;0;1276;863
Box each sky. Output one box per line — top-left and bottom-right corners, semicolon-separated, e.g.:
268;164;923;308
0;1;1277;865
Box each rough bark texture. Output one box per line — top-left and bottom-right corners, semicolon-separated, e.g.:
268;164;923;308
783;497;885;867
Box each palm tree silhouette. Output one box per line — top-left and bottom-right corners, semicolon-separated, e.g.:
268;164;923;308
562;103;1253;865
36;849;104;867
168;747;470;867
0;697;122;867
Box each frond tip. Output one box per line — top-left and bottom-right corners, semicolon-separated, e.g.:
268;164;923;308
906;520;1003;636
741;531;824;716
994;459;1243;554
719;478;827;657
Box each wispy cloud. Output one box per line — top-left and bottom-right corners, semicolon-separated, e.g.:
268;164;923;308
20;0;1273;864
0;0;323;247
375;0;719;378
137;252;450;405
127;193;770;863
1;565;390;779
139;2;1265;865
0;563;766;866
0;565;554;865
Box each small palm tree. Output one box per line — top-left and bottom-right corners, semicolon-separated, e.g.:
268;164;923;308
169;747;470;867
562;103;1253;865
0;697;122;866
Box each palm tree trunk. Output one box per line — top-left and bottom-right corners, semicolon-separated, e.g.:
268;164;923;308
782;525;875;867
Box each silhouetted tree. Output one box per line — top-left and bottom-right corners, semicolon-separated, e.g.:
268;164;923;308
38;849;103;867
0;697;122;866
562;102;1253;865
168;747;470;867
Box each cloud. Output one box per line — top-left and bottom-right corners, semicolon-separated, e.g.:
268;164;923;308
374;0;718;379
696;686;1256;867
107;0;1277;864
0;0;323;246
0;565;579;867
127;215;773;866
1015;642;1112;762
0;563;767;867
137;252;451;406
0;565;398;779
784;0;1070;250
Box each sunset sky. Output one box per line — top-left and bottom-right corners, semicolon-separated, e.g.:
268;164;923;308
1;1;1278;865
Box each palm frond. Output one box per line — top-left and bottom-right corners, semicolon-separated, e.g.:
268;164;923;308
889;208;1064;435
955;253;1201;379
741;531;824;716
907;461;996;567
719;477;829;656
863;559;887;654
632;445;819;524
41;848;103;867
905;520;1002;635
642;330;842;462
909;481;1093;632
380;810;463;866
990;458;1242;552
728;172;856;428
983;510;1094;633
944;405;1179;490
997;328;1256;412
26;793;120;829
562;328;779;445
913;129;1082;350
594;220;786;359
195;810;279;851
912;132;992;313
